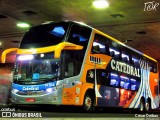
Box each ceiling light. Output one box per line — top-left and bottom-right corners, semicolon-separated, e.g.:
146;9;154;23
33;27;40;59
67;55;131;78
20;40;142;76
17;22;30;28
93;0;109;9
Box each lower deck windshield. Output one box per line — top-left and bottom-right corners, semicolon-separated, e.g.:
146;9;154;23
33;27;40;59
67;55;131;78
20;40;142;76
13;53;60;83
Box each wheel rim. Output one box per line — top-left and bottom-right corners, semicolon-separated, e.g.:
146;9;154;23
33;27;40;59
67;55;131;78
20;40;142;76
84;96;92;111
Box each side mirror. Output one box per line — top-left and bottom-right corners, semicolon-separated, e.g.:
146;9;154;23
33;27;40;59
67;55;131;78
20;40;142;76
1;48;18;63
54;42;83;58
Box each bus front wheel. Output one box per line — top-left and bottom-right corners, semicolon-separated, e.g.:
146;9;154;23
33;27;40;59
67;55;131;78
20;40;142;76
83;92;95;112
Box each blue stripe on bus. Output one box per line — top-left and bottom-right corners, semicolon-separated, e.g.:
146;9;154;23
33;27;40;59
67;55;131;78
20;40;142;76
12;81;57;91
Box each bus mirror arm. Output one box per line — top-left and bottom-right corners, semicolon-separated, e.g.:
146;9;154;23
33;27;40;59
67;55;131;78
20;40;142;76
1;48;18;63
54;42;83;58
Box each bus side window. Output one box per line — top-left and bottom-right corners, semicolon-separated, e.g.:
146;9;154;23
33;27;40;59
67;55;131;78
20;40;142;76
120;76;130;90
121;52;129;63
65;62;74;77
68;24;91;49
91;34;106;54
110;73;120;87
92;45;100;53
130;78;140;91
131;54;140;66
149;61;157;73
94;69;110;86
71;36;80;45
86;69;110;86
109;47;120;59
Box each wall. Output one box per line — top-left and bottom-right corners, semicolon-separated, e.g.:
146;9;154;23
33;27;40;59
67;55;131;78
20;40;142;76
0;63;14;105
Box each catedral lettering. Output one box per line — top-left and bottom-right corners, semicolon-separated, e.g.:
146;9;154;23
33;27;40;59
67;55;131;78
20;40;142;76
111;59;140;77
22;86;39;91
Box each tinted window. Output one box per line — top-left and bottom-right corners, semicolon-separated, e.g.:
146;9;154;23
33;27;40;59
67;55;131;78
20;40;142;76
130;78;140;91
67;24;91;49
91;34;107;54
120;76;130;90
109;41;120;59
63;50;84;78
109;47;120;59
20;22;69;48
131;54;140;66
121;50;129;63
149;61;157;73
110;73;120;87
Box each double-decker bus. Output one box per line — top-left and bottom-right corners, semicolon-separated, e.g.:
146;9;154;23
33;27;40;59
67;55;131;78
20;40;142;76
3;21;159;112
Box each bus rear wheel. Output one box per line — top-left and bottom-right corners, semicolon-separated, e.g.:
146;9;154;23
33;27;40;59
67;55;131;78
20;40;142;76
83;92;95;112
139;99;145;112
145;99;151;112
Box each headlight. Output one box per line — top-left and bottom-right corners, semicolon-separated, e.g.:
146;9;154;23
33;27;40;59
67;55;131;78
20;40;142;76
46;88;53;93
13;89;19;93
18;55;33;61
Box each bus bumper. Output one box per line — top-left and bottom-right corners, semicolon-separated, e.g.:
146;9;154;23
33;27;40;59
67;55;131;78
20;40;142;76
11;90;62;105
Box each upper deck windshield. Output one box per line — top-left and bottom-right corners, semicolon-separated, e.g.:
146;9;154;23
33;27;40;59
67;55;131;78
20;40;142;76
20;22;69;48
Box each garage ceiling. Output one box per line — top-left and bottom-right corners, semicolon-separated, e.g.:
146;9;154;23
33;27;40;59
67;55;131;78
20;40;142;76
0;0;160;62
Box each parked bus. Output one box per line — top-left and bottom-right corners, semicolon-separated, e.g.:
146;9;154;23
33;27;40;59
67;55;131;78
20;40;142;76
2;21;159;112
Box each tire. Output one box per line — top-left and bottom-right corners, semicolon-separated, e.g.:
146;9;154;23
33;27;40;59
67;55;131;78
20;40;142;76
83;92;95;112
139;99;145;112
145;100;151;112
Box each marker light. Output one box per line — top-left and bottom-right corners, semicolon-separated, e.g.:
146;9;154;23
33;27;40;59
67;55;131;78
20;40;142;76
40;54;44;58
18;55;33;61
93;0;109;9
17;23;30;28
46;88;53;93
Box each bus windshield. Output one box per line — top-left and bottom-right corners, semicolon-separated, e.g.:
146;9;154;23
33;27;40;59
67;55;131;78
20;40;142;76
20;22;69;48
13;52;61;84
14;22;92;83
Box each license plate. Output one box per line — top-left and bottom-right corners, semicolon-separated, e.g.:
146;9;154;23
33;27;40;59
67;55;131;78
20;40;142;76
26;98;35;102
